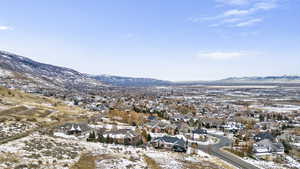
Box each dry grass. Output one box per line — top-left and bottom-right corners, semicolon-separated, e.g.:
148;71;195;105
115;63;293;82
0;152;20;163
0;106;29;116
143;155;161;169
0;86;87;121
184;163;218;169
109;109;146;126
71;153;96;169
0;86;91;144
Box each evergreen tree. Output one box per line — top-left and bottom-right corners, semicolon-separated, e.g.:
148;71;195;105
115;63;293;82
87;131;96;141
97;133;105;143
147;134;152;142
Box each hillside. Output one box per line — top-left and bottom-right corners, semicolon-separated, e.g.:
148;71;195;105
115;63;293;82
0;50;106;92
0;50;172;89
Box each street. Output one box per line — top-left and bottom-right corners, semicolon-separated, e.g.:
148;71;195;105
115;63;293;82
199;133;260;169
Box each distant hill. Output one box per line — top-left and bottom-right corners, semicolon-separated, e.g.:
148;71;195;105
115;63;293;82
218;76;300;84
173;76;300;86
89;75;173;87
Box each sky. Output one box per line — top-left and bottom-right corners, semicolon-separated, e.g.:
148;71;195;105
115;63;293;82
0;0;300;81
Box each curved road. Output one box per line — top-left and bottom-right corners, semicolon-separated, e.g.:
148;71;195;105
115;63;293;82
198;133;260;169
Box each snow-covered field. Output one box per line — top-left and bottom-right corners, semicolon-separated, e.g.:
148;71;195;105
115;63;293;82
0;132;234;169
285;156;300;169
146;151;183;169
244;156;300;169
250;104;300;113
207;129;225;136
0;121;38;140
0;68;12;77
145;150;228;169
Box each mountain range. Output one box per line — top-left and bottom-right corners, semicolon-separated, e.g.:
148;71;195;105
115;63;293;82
90;74;172;87
1;50;300;90
0;50;172;91
218;76;300;84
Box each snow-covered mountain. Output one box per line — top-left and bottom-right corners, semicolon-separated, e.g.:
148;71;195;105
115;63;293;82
89;74;172;87
0;50;105;92
219;76;300;84
0;50;171;90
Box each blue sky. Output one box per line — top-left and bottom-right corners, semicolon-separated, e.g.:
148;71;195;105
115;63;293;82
0;0;299;81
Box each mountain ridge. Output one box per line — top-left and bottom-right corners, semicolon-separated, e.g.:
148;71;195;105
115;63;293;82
1;50;300;89
0;50;105;92
218;75;300;83
0;50;172;88
89;74;173;87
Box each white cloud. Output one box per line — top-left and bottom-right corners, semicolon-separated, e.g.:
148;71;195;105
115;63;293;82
0;26;12;30
222;2;276;17
197;51;249;60
235;18;263;27
223;9;252;17
189;0;279;28
254;1;277;10
216;0;278;7
223;18;242;23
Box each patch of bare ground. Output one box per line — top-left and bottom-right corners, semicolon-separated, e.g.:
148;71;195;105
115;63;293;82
0;152;19;164
72;153;119;169
71;153;96;169
143;155;162;169
181;160;224;169
0;106;29;116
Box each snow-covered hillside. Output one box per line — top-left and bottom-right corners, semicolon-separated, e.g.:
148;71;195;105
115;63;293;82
0;50;105;92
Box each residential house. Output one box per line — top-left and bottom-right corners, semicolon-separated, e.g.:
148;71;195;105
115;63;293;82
222;121;244;133
102;129;142;145
253;139;284;156
175;122;191;134
144;120;177;135
192;129;207;141
254;132;274;142
151;136;187;152
56;123;91;135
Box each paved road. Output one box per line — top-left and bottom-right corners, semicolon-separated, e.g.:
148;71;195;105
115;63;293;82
198;133;260;169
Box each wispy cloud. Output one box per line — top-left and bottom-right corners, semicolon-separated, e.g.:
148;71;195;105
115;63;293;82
223;18;242;23
254;1;277;10
197;51;250;60
235;18;263;27
0;26;12;30
189;0;279;28
223;9;252;17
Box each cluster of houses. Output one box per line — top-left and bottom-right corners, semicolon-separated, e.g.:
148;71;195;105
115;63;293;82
54;122;142;146
53;116;210;153
46;86;300;164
